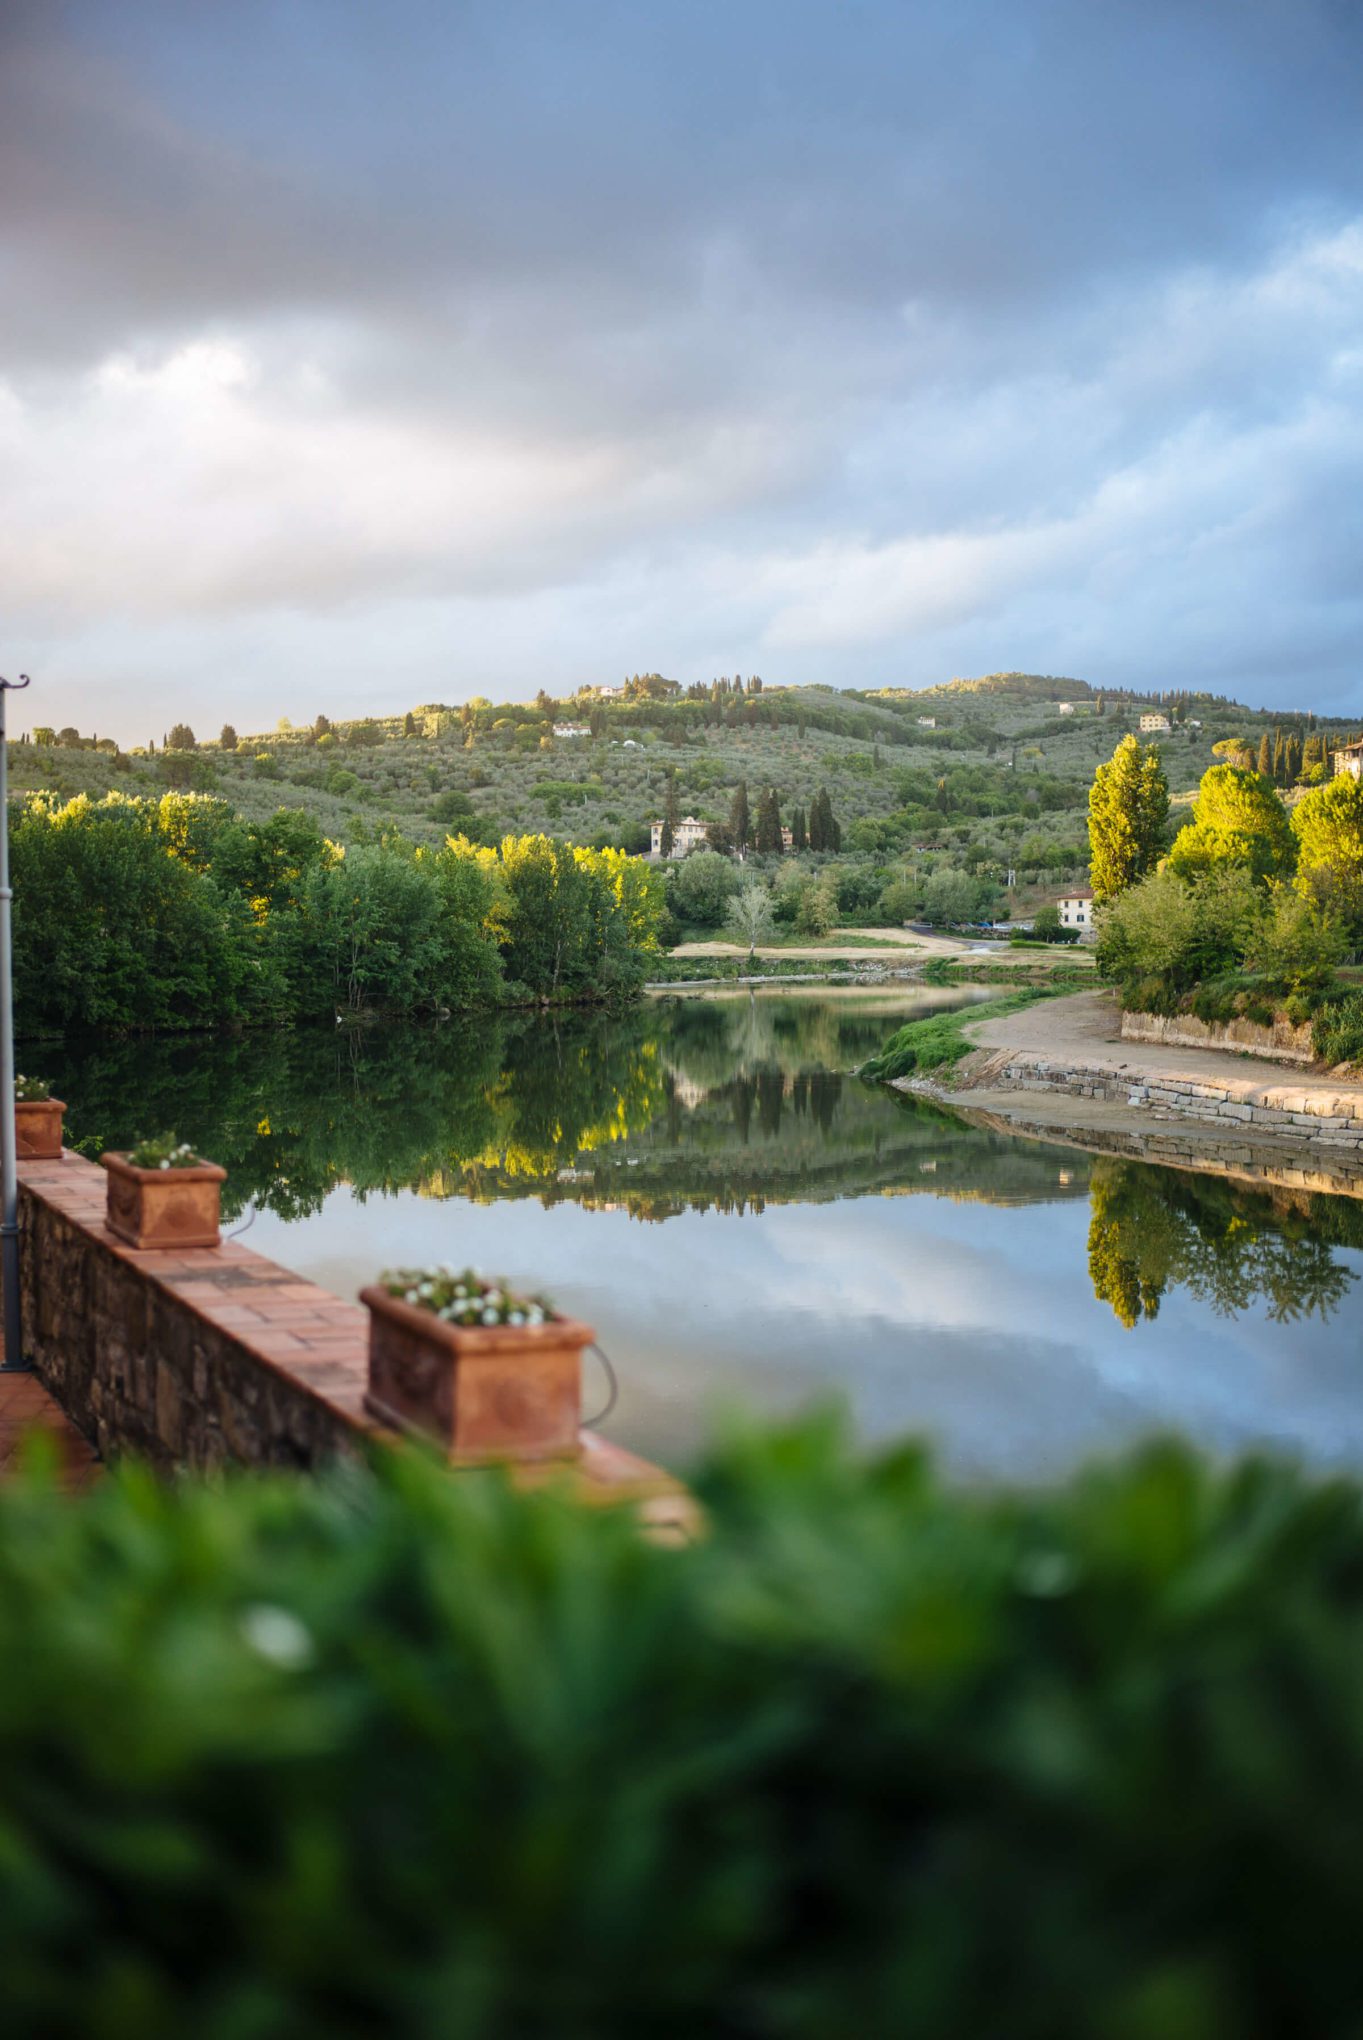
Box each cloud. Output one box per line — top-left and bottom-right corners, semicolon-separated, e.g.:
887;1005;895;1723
2;1;1362;735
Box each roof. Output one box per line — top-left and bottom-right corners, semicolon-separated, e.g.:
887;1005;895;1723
1058;888;1094;901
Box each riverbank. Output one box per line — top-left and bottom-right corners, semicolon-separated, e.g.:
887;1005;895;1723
888;988;1363;1157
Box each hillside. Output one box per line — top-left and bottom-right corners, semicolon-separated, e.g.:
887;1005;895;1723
16;675;1354;897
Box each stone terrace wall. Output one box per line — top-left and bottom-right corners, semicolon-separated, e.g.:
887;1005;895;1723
19;1153;371;1473
13;1152;687;1524
1121;1009;1316;1065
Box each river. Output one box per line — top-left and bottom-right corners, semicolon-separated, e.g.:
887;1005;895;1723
46;985;1363;1482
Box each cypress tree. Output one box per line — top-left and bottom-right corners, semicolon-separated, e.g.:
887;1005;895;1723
790;805;807;852
1088;736;1170;903
660;767;679;858
755;786;783;854
729;779;750;853
1258;732;1273;780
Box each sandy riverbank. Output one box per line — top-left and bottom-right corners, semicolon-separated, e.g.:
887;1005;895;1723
894;988;1363;1163
673;928;1097;969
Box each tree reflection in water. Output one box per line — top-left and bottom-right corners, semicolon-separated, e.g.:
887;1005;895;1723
1086;1159;1361;1328
47;992;1088;1225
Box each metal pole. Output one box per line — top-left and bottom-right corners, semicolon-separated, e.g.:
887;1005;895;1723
0;673;31;1372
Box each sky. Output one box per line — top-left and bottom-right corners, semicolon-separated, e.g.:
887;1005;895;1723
2;0;1361;742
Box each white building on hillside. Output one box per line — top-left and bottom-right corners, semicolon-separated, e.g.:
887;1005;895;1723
1057;888;1095;934
1056;701;1075;715
651;816;710;857
917;716;936;728
1139;712;1171;734
552;723;590;738
1334;740;1363;782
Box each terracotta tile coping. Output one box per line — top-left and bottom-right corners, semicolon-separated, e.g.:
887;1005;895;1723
17;1153;690;1517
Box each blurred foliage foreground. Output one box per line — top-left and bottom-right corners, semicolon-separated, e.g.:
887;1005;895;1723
3;1421;1363;2036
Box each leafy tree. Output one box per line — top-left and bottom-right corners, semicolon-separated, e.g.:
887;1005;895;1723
1096;867;1264;1006
1166;766;1295;885
283;847;465;1019
403;712;418;738
31;726;56;747
166;723;197;751
671;848;739;929
921;868;983;927
724;882;775;958
1087;736;1168;901
1292;775;1363;932
219;724;239;753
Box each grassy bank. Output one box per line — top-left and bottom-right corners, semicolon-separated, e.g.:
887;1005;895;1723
860;984;1058;1083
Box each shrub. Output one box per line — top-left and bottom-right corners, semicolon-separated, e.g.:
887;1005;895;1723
6;1424;1363;2034
1097;867;1263;1007
1313;991;1363;1069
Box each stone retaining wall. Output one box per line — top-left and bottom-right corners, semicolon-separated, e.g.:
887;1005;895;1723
972;1052;1363;1150
1120;1009;1315;1065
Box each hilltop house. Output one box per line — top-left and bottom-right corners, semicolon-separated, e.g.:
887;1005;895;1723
1056;888;1095;935
650;816;710;857
1139;712;1171;734
1334;740;1363;782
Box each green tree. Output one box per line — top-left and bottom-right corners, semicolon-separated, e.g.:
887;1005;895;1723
790;805;808;853
661;768;679;859
1087;736;1169;902
1166;766;1295;885
1258;732;1274;779
1292;774;1363;931
166;723;197;751
724;881;775;958
219;724;239;753
754;786;783;854
729;779;750;854
671;848;739;929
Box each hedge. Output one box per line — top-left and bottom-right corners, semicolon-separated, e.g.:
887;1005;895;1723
2;1421;1363;2035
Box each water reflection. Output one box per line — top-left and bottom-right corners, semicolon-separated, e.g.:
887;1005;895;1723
48;990;1363;1341
1087;1160;1361;1328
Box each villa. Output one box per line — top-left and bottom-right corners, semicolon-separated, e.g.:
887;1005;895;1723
1057;887;1095;935
650;815;711;857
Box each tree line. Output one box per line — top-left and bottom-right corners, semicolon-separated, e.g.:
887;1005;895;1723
13;792;665;1038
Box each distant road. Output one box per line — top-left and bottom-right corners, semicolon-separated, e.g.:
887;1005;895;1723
673;927;1096;968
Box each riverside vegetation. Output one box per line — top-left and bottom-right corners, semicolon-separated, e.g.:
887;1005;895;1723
13;791;664;1036
1089;741;1363;1067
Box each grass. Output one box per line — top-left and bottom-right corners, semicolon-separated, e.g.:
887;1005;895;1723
860;985;1059;1084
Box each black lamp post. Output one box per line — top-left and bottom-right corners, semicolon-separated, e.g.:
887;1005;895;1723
0;674;31;1372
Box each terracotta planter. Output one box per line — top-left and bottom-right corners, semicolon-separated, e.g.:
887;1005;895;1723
361;1286;592;1464
15;1096;66;1161
101;1152;227;1251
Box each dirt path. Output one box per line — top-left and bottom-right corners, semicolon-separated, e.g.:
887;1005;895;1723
673;928;1096;968
964;990;1363;1097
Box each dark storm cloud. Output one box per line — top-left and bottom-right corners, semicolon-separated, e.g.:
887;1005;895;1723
1;0;1361;734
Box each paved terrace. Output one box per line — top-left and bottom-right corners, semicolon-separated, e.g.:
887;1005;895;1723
10;1151;693;1531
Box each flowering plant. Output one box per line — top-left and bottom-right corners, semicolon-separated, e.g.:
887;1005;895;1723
14;1075;51;1102
128;1132;204;1171
380;1266;552;1329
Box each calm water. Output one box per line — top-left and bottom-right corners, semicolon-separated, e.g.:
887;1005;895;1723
49;987;1363;1482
